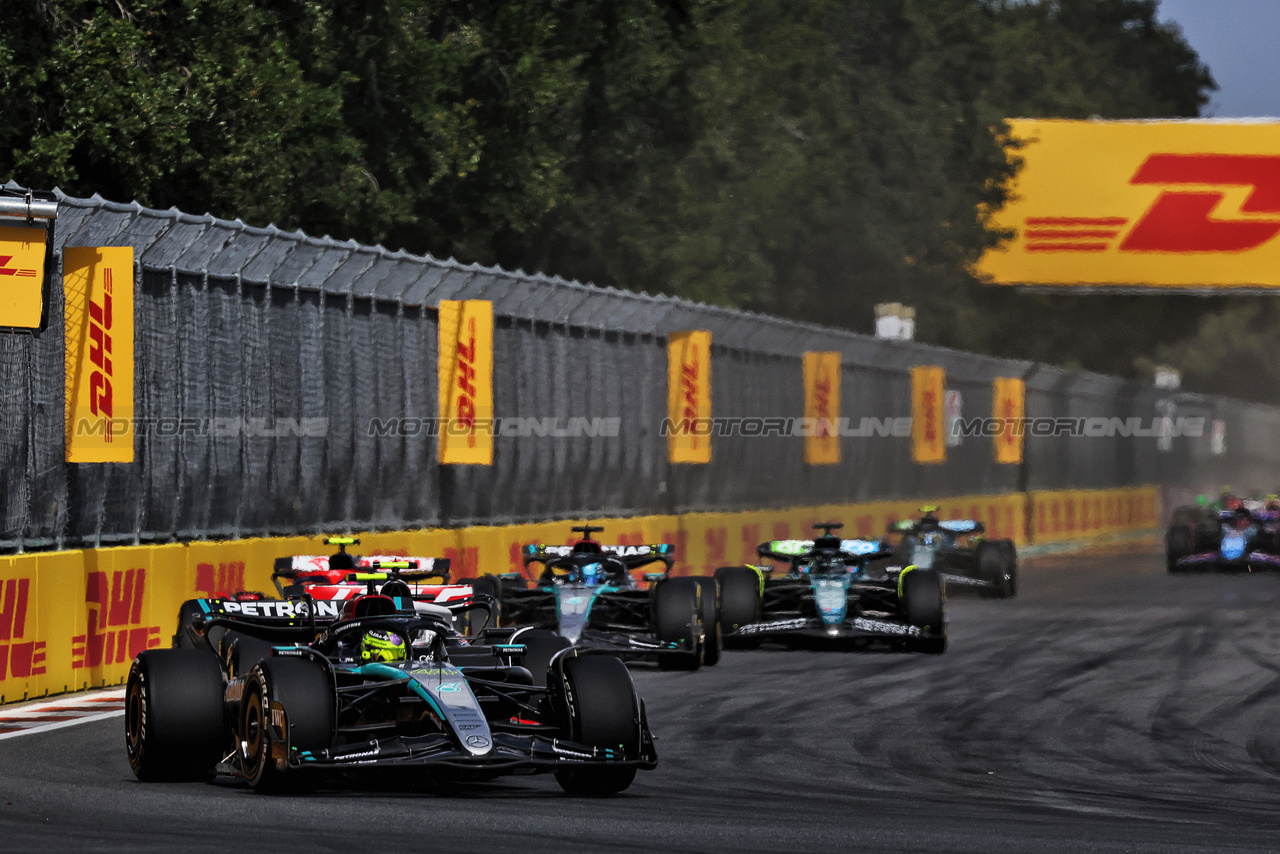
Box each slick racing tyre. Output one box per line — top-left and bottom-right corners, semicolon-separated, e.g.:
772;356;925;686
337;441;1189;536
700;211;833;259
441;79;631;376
977;540;1017;599
692;577;722;666
999;539;1018;598
1166;525;1193;573
126;649;225;782
554;655;642;796
654;577;702;670
714;566;762;649
513;628;572;687
899;567;946;654
242;657;334;794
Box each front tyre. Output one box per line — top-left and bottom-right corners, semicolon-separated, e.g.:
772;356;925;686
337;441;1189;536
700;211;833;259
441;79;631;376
899;567;946;654
653;577;702;671
241;657;334;794
692;577;722;666
514;628;572;687
714;566;762;649
554;655;642;796
125;649;224;781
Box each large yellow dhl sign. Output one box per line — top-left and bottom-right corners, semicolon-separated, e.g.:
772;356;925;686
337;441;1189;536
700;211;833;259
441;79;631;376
667;330;712;464
803;352;840;465
0;223;48;330
437;300;494;465
911;366;945;464
65;247;134;463
978;119;1280;288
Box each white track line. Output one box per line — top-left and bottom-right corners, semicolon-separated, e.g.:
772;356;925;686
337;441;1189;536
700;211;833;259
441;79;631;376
0;688;126;740
0;709;125;741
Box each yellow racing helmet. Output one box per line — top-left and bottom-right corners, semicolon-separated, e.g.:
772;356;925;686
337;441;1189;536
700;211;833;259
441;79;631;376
359;629;407;663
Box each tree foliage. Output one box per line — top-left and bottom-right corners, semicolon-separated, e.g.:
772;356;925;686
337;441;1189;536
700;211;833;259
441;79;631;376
1;0;1245;398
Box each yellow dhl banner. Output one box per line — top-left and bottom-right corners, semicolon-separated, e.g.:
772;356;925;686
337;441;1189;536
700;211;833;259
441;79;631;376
667;330;712;464
911;366;945;464
978;119;1280;288
803;352;841;465
993;377;1025;464
65;247;134;463
0;223;49;331
437;300;494;465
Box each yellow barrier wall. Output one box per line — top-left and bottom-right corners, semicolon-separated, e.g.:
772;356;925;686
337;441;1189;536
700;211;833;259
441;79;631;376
0;486;1159;703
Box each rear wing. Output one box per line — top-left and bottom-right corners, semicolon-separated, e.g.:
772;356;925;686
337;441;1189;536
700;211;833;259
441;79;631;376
939;520;984;534
273;554;451;578
757;539;892;563
522;543;674;571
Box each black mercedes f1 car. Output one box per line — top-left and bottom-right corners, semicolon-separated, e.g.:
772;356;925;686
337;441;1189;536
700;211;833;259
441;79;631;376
883;506;1017;598
462;526;720;670
128;570;657;795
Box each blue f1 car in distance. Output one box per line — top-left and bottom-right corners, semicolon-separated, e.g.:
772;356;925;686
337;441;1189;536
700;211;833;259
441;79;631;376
1167;504;1280;572
714;523;946;653
461;526;720;671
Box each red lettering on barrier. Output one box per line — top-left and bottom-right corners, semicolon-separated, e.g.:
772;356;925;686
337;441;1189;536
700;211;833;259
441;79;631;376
196;561;246;597
73;568;161;670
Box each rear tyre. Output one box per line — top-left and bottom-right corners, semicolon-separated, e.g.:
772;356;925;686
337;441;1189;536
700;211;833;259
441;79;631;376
515;628;572;687
242;657;334;794
714;566;762;649
1166;525;1193;573
126;649;224;782
554;655;642;796
999;540;1018;598
900;568;946;654
692;578;722;666
653;577;702;671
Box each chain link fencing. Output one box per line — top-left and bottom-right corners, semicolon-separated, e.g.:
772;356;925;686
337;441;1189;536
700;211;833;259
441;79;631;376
0;188;1276;551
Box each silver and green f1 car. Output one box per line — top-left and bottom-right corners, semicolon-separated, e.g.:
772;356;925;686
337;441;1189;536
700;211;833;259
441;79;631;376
714;523;946;653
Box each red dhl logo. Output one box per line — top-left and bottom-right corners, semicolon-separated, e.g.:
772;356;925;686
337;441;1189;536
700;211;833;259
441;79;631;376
999;395;1018;447
443;546;479;579
681;347;701;449
813;369;835;436
1026;154;1280;254
0;578;46;680
921;389;938;444
89;268;116;437
455;316;478;448
72;568;162;669
195;561;246;597
0;255;37;278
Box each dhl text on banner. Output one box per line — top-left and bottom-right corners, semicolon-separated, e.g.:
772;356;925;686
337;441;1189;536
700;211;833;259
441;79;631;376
667;330;712;464
64;247;134;463
978;119;1280;289
803;352;841;465
911;366;946;464
993;377;1025;464
0;223;49;331
438;300;494;465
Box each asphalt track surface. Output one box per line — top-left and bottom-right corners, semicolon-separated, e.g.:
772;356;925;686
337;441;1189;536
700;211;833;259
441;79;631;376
5;543;1280;853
